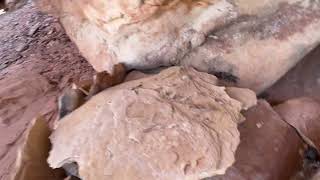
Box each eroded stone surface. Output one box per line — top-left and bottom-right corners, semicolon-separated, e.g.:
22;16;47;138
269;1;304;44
48;67;254;180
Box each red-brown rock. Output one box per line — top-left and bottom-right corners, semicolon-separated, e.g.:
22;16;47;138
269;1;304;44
208;100;303;180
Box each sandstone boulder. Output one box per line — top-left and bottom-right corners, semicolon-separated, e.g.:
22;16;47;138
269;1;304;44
48;67;255;180
36;0;320;92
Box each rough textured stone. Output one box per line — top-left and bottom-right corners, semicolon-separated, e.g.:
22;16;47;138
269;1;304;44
36;0;320;92
48;67;255;180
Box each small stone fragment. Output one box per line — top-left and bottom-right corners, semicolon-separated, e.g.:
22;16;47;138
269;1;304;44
225;87;257;110
28;22;41;36
256;122;263;128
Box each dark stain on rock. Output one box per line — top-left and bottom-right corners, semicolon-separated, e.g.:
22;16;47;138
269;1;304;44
213;71;238;83
258;92;270;99
206;57;239;83
185;55;239;84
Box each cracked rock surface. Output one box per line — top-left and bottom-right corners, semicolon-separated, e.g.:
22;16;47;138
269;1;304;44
48;67;256;180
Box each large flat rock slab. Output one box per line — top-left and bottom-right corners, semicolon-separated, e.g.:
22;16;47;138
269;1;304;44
48;67;255;180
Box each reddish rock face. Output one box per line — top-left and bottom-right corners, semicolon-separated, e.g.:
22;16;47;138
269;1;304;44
36;0;320;93
209;100;304;180
273;98;320;179
274;97;320;150
0;72;58;180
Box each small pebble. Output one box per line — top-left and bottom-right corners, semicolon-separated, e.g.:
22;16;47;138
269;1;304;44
256;122;263;128
208;35;219;40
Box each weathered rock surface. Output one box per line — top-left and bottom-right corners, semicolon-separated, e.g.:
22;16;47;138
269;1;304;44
48;67;255;180
36;0;320;92
124;70;258;111
208;100;304;180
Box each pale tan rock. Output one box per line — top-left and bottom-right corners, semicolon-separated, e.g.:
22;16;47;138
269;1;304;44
36;0;237;72
225;87;257;111
48;67;252;180
36;0;320;92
